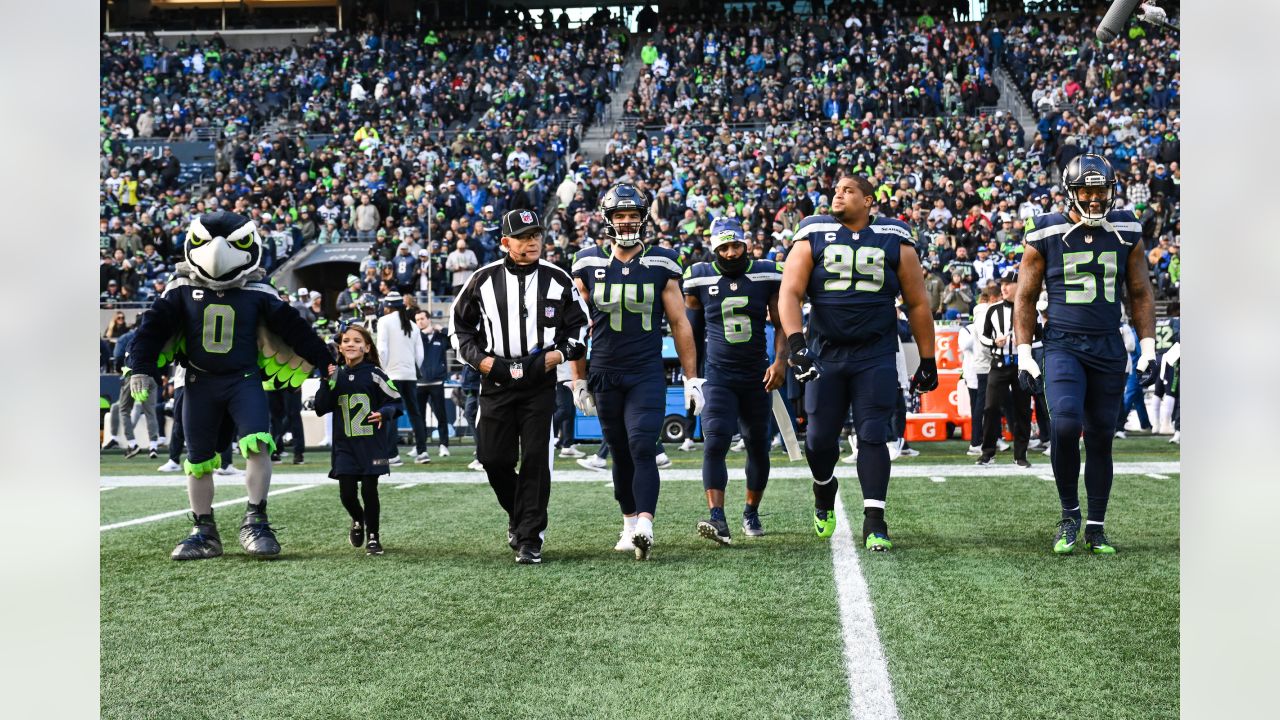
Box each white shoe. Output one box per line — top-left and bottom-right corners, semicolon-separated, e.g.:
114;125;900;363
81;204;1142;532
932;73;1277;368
156;437;169;448
679;438;696;452
656;452;672;469
900;447;920;458
771;436;781;448
1157;423;1175;436
966;445;983;456
577;456;608;472
387;455;404;467
1026;439;1044;450
888;438;904;461
1041;443;1052;456
1169;431;1180;444
1114;431;1127;440
414;451;431;464
614;530;636;552
438;445;451;457
632;528;653;560
467;459;484;471
559;445;586;458
997;439;1010;452
842;434;858;464
213;465;243;476
730;438;745;452
1123;421;1151;434
156;459;182;472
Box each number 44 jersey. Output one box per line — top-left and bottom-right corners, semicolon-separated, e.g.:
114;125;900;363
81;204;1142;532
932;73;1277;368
1023;210;1142;335
683;259;782;386
572;244;683;374
798;214;914;363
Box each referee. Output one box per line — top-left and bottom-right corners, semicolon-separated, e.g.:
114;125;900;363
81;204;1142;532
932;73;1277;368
448;209;589;564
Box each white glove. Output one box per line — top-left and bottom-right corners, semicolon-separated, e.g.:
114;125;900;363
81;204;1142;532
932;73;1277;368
1016;344;1040;379
572;379;596;416
1135;337;1157;374
683;377;707;416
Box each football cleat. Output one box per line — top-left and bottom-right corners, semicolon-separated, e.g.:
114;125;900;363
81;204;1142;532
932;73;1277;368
697;516;732;546
515;545;542;564
171;514;223;561
238;511;281;557
366;534;384;556
631;528;653;560
814;509;837;538
742;512;765;537
613;531;636;552
862;518;892;552
655;453;672;470
349;520;365;548
1053;517;1080;555
1083;528;1116;555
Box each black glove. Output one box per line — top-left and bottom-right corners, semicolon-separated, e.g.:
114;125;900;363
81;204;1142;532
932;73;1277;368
786;333;821;383
1018;369;1044;395
909;357;939;394
557;337;586;362
486;358;513;384
1137;363;1158;388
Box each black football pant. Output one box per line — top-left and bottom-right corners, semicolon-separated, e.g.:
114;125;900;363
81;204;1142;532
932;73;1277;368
476;383;555;550
982;364;1031;460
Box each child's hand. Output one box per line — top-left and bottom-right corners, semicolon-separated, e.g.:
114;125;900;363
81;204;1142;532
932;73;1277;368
328;364;337;376
368;411;383;428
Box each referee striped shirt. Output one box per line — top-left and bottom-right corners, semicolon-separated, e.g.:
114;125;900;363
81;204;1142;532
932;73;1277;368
448;257;589;368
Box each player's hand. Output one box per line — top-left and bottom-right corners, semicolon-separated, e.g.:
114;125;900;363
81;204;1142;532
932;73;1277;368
1016;344;1043;394
787;333;821;383
572;379;596;416
763;361;786;392
368;411;383;428
1135;337;1158;387
128;374;151;403
684;377;707;416
910;357;939;395
543;350;563;370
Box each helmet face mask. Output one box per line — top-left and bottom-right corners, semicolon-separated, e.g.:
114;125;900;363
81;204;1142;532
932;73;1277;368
1063;153;1115;227
600;183;650;247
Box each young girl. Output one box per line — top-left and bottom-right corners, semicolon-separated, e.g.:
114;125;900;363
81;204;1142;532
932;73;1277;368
314;324;401;555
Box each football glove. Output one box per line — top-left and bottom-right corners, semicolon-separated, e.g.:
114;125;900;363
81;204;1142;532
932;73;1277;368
1016;344;1043;394
909;357;939;394
572;379;596;416
128;373;152;403
787;333;821;383
683;377;707;416
556;337;586;362
1135;337;1158;387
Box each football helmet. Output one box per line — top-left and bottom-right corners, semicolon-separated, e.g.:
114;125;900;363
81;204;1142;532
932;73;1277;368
709;216;749;275
599;183;650;247
1061;153;1115;227
184;211;262;287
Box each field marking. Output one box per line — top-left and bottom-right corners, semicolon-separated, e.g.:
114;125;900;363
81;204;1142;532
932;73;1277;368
1146;473;1170;479
1038;475;1056;482
929;476;946;483
100;486;115;492
393;483;418;489
100;484;318;532
101;461;1180;488
831;493;901;720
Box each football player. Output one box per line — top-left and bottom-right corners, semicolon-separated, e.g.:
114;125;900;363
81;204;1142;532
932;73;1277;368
128;211;335;560
570;183;703;560
1014;154;1157;555
778;175;938;552
683;217;786;544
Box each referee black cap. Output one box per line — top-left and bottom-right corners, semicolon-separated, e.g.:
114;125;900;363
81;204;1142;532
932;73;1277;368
502;209;543;238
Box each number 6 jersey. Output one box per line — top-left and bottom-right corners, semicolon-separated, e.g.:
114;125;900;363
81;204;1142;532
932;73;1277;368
572;244;683;374
797;214;914;362
1023;210;1142;335
683;259;782;386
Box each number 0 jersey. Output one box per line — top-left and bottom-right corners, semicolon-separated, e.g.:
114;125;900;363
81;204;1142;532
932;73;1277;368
797;214;913;362
683;259;783;386
1024;210;1142;335
572;244;683;374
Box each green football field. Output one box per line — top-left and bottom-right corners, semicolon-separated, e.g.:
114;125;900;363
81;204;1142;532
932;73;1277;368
101;438;1179;720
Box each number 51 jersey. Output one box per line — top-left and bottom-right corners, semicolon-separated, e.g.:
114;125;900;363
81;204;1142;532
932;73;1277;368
572;244;683;374
796;214;914;363
1024;210;1142;335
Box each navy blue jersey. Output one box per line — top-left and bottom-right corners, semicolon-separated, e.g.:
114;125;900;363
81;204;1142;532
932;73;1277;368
683;259;782;385
1024;210;1142;335
572;244;683;374
1155;317;1180;355
796;214;913;362
314;361;401;477
130;278;332;377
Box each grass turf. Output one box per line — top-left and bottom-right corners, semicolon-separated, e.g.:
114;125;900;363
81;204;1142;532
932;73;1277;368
101;443;1179;719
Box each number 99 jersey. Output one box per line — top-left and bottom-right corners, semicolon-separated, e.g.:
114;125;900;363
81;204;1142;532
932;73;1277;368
1023;210;1142;335
572;243;683;374
796;214;914;362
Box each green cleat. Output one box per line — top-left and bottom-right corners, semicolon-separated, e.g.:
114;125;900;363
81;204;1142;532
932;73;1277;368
1053;517;1080;555
1083;528;1117;555
814;509;837;538
864;533;893;552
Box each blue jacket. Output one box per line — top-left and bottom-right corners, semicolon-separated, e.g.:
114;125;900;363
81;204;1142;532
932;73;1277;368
418;329;449;385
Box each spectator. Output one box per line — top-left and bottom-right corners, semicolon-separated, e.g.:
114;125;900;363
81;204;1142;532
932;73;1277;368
446;238;479;293
941;271;975;319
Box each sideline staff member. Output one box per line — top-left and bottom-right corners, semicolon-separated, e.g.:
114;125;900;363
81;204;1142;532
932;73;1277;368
448;209;589;564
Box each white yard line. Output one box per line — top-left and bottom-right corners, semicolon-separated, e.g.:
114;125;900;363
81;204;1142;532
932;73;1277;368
100;484;318;531
393;483;418;489
1146;473;1171;479
1038;475;1056;482
100;461;1180;488
100;486;115;492
831;493;900;720
929;476;946;483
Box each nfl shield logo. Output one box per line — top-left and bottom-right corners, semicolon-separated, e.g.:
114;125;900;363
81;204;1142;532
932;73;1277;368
510;362;524;380
729;282;738;291
520;211;534;224
545;307;555;318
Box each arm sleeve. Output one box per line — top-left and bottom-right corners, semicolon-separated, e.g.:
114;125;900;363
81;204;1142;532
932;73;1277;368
313;375;335;416
556;276;590;350
262;294;336;375
128;294;182;377
449;271;489;369
979;306;997;347
372;369;402;418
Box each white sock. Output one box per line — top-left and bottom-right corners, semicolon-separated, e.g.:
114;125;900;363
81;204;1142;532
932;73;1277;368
1158;396;1176;430
623;515;638;533
635;516;653;536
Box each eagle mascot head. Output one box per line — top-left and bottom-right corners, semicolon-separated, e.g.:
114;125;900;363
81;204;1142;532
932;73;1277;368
178;210;267;289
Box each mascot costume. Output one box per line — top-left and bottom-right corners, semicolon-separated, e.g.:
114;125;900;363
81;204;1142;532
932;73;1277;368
129;211;335;560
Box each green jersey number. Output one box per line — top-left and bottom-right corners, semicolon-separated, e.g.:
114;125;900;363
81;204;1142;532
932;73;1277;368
593;282;656;332
1062;250;1117;304
720;296;752;344
822;245;886;292
202;304;235;353
338;393;375;437
1155;323;1175;351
